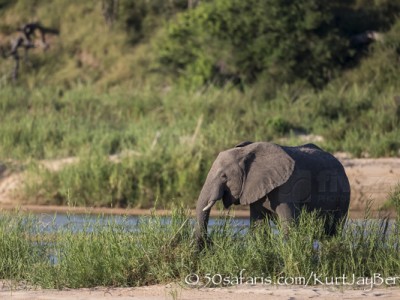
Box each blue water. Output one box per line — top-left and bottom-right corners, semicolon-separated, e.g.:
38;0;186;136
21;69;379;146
35;212;252;233
7;212;396;238
35;213;396;232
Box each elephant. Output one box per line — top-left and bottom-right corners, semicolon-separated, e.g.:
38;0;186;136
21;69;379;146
195;141;350;248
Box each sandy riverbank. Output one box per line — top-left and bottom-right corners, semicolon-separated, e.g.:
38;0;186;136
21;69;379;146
2;283;400;300
0;153;400;218
1;154;399;218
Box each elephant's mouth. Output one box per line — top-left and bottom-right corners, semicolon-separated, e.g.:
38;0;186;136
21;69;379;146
222;191;239;208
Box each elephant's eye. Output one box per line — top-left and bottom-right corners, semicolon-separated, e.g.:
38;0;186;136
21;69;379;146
220;173;227;180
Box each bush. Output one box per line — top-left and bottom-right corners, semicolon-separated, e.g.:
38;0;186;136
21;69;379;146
118;0;188;44
158;0;349;88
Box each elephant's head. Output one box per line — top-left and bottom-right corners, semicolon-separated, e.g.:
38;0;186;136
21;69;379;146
195;142;295;248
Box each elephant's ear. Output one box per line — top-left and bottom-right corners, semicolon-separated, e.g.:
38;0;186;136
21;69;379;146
239;142;295;205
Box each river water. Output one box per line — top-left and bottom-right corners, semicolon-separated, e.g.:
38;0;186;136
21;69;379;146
12;213;396;265
35;212;252;233
34;212;396;235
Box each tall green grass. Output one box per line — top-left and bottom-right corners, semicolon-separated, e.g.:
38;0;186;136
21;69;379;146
3;81;395;208
386;185;400;216
0;209;399;289
1;80;397;162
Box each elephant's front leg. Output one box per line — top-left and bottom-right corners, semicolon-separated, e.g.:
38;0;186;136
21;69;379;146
267;187;297;235
249;198;273;228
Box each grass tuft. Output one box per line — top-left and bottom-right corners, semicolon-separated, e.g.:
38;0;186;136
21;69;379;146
0;209;399;289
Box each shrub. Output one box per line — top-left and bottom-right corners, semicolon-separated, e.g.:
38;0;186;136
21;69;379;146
158;0;349;88
118;0;188;44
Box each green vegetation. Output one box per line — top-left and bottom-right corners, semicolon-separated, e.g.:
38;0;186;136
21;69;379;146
158;0;348;88
0;1;399;208
0;209;399;288
386;185;400;214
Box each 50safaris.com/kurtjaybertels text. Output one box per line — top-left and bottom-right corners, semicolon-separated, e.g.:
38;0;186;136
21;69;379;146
185;270;400;290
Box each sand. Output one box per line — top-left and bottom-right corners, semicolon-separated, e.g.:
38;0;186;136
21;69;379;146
2;283;400;300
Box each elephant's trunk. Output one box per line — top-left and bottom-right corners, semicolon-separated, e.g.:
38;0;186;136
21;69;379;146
195;199;212;249
195;178;222;250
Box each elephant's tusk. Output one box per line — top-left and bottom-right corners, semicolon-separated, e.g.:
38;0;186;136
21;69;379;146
202;201;216;212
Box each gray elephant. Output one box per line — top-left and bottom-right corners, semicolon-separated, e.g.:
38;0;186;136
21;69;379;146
195;141;350;247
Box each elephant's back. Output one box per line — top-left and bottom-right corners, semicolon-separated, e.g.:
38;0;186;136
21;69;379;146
282;144;346;174
282;144;350;203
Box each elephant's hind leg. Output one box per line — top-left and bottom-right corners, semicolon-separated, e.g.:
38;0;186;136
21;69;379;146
324;210;347;236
